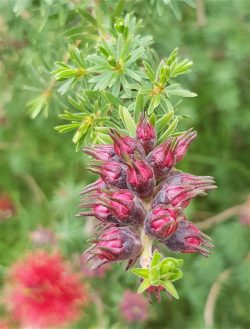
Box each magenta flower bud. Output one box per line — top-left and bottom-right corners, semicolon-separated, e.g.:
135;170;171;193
88;161;127;188
83;227;142;269
144;205;181;241
99;188;147;225
165;172;216;187
164;219;214;257
80;178;106;195
83;144;117;161
152;175;216;208
78;201;117;223
174;128;197;162
136;114;156;153
147;138;176;179
126;159;155;199
109;129;145;158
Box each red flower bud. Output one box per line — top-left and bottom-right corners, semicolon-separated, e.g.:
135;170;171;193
78;200;117;223
174;128;197;162
144;205;181;240
88;161;127;188
136;114;156;153
126;159;155;198
83;227;142;269
152;174;216;208
109;129;145;158
98;188;147;225
80;178;106;195
164;220;214;257
165;172;216;187
147;138;176;179
83;144;117;161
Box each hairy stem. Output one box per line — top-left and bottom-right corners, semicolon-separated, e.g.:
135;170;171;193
139;199;153;268
140;229;153;268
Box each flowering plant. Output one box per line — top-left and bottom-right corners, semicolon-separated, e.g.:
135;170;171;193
51;14;216;302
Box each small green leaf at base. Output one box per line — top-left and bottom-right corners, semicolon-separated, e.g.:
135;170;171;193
161;281;179;299
131;268;149;279
137;279;151;293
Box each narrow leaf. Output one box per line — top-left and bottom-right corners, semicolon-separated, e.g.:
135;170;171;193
134;94;144;123
158;117;179;144
120;106;136;136
131;268;149;279
161;281;179;299
137;279;151;294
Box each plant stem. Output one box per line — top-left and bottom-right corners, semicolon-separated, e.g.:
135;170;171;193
139;199;153;268
140;229;153;268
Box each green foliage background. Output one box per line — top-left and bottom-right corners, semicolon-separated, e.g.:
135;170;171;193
0;0;250;328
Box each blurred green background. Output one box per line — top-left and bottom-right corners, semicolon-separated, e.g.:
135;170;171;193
0;1;250;328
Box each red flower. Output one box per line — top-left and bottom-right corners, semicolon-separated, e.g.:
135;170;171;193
5;251;87;328
120;290;149;323
0;320;9;329
0;194;15;221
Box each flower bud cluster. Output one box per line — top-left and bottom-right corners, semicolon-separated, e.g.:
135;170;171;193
79;114;216;271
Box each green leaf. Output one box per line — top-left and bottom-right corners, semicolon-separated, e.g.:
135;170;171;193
143;61;155;81
167;87;197;98
149;267;160;285
161;280;179;299
131;268;149;279
134;94;144;123
112;0;126;21
158;117;179;144
151;250;162;268
96;133;112;144
120;106;136;136
156;111;174;133
150;113;156;126
137;279;151;294
78;9;98;27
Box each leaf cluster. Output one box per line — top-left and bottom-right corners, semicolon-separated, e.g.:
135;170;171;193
131;250;183;299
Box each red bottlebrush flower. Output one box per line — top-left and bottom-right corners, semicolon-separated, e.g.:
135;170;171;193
152;175;216;209
83;227;142;269
164;220;214;257
5;251;86;328
30;227;56;246
147;138;176;179
0;320;9;329
109;129;145;158
144;205;181;240
174;128;197;163
136;114;156;153
83;144;117;161
0;194;15;221
98;188;147;225
126;159;155;198
88;161;127;188
120;290;149;323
